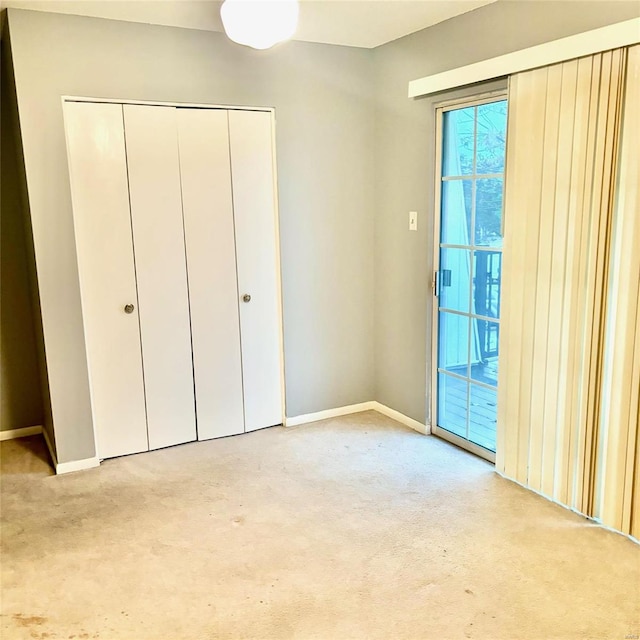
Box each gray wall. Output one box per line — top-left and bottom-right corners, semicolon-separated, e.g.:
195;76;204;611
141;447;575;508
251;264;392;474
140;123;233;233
372;0;640;424
0;30;46;434
6;8;375;462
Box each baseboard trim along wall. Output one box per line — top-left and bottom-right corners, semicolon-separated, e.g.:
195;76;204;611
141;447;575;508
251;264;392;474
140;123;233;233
284;402;376;426
7;404;427;473
0;425;43;441
285;401;430;435
42;426;100;475
372;402;430;435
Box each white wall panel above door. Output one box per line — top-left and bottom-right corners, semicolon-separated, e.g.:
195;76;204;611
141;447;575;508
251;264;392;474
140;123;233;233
123;104;197;450
63;101;148;459
177;108;245;440
229;110;284;431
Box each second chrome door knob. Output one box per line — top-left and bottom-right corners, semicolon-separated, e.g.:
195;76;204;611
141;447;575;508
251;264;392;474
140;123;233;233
242;294;251;303
124;304;135;314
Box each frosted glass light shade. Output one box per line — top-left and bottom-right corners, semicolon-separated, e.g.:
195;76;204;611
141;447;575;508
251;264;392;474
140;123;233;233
220;0;299;50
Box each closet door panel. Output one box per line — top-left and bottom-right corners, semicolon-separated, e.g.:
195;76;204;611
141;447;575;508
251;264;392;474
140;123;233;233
123;105;196;450
177;108;245;439
64;101;148;459
228;110;284;431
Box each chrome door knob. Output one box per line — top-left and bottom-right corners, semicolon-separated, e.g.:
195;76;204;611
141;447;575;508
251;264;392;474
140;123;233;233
242;294;251;303
124;304;135;314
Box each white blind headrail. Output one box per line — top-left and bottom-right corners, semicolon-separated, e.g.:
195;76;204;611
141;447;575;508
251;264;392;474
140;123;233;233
408;18;640;99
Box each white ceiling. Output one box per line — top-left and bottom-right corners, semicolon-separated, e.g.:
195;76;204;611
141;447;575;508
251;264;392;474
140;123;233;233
0;0;497;48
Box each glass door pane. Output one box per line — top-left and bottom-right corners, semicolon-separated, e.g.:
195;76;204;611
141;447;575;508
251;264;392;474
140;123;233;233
434;97;507;459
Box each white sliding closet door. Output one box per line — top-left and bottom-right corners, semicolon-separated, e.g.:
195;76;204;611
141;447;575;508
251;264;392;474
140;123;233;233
177;108;245;440
228;110;283;431
123;105;196;450
64;102;148;459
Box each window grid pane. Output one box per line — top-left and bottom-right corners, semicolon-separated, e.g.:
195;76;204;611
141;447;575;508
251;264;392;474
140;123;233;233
437;97;507;454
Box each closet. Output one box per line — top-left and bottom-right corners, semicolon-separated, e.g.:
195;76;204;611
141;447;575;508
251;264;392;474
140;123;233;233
64;100;284;460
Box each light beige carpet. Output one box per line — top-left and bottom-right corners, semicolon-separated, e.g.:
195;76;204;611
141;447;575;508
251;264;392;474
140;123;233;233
1;411;638;639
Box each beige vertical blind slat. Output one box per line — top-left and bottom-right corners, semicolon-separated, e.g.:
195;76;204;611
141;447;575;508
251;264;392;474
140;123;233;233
499;46;636;535
633;390;640;537
551;58;583;506
625;47;640;540
615;50;638;532
498;72;525;480
554;57;594;507
583;49;627;514
499;68;547;484
594;44;640;536
572;51;617;512
517;67;549;486
527;66;562;491
528;64;563;493
544;59;578;501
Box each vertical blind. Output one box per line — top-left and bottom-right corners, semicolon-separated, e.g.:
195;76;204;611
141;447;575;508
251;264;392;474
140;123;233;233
497;45;639;537
593;45;640;536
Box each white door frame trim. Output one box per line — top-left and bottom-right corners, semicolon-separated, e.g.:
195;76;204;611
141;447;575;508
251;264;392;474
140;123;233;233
62;96;275;113
431;92;507;465
409;18;640;98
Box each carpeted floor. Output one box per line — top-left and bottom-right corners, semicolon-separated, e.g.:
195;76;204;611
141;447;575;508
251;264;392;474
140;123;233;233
1;411;638;639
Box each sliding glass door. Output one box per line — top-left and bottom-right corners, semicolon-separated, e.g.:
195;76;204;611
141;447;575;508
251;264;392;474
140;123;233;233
432;95;507;462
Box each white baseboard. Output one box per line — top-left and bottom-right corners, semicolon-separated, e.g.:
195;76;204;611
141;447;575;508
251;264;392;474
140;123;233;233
285;402;376;427
42;426;100;475
56;456;100;474
284;401;430;435
372;402;430;435
0;425;43;441
32;401;425;473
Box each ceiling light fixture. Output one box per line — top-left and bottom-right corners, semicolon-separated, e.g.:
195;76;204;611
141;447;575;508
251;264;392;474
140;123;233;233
220;0;300;50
